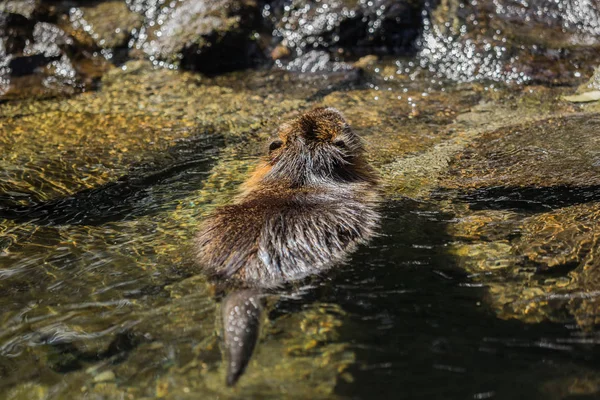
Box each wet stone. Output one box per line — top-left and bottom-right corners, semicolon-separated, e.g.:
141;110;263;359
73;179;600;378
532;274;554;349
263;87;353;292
268;0;425;62
438;110;600;327
139;0;263;73
516;204;600;327
441;113;600;191
319;84;478;165
441;185;600;327
422;0;600;84
92;370;116;383
0;0;37;19
70;1;144;49
0;111;196;203
564;91;600;103
578;66;600;93
0;16;111;100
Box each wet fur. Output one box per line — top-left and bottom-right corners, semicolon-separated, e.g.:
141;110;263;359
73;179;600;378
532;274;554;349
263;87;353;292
196;183;379;288
195;107;380;289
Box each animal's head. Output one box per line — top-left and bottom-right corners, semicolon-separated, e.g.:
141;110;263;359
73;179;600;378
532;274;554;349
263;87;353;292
257;107;376;187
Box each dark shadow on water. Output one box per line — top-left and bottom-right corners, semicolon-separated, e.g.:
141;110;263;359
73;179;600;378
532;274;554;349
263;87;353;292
435;185;600;213
0;134;225;226
316;200;600;400
305;69;368;102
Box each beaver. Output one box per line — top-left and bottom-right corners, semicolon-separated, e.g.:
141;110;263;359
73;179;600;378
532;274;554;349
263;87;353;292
194;107;380;385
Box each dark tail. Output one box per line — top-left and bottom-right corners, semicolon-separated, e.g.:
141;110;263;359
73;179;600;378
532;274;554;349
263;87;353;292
221;289;263;386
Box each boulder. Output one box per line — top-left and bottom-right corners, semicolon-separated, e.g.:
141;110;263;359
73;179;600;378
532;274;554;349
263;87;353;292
141;0;264;74
0;6;111;99
421;0;600;84
441;114;600;191
67;1;143;49
267;0;425;64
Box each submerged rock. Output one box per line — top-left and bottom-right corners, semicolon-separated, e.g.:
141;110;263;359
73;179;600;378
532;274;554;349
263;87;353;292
441;114;600;190
440;113;600;328
447;200;600;328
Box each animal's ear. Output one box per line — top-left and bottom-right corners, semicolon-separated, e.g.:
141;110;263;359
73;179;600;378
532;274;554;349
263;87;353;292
269;140;283;153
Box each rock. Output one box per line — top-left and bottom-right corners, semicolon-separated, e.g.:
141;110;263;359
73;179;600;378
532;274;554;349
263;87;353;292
0;12;36;56
69;1;144;49
24;21;73;58
421;0;600;84
0;0;37;19
441;114;600;190
576;66;600;94
0;12;115;99
93;370;116;383
516;204;600;269
270;43;291;60
265;0;424;71
282;49;353;73
351;55;378;70
0;3;118;100
563;91;600;103
514;203;600;327
438;111;600;328
0;17;78;98
268;0;424;58
447;200;600;328
141;0;264;73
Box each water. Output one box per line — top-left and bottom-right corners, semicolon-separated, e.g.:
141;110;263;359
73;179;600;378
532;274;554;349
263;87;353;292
2;0;600;398
2;110;600;398
333;202;600;399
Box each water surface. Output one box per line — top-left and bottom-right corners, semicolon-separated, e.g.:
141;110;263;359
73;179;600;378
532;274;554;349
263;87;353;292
2;0;600;398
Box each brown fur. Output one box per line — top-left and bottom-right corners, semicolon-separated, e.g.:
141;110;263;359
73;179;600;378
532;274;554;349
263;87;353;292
194;107;380;289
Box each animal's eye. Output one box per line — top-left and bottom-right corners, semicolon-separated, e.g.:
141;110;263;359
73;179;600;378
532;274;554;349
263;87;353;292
333;139;346;148
269;140;283;152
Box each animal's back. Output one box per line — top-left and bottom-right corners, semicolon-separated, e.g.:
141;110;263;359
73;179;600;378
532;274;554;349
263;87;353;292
194;183;378;289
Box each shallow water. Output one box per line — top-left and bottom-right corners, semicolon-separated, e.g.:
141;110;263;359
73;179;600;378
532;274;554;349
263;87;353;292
2;86;600;399
3;0;600;398
334;201;600;400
